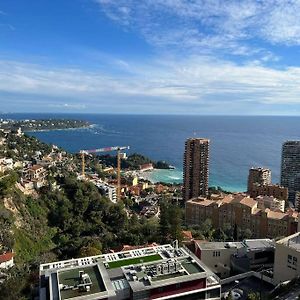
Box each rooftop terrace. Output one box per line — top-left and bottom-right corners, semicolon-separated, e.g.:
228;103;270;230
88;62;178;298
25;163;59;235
40;244;220;300
58;266;106;300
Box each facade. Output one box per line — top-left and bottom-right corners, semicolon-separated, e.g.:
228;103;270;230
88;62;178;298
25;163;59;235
21;164;48;190
97;182;117;203
185;194;298;239
247;167;271;194
183;138;209;202
194;241;244;279
256;195;285;212
0;252;14;269
230;239;275;274
281;141;300;202
22;164;47;181
273;232;300;285
249;184;288;200
39;244;221;300
194;239;275;278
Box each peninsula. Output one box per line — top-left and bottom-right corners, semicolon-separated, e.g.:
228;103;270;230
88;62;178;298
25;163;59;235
0;118;90;132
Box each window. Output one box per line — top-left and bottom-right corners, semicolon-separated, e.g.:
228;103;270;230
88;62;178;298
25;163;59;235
287;254;297;270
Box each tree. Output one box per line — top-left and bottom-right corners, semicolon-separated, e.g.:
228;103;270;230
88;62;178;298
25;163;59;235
79;246;101;257
169;206;183;242
213;228;227;241
159;201;170;242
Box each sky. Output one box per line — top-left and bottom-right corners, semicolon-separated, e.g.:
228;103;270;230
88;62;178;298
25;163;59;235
1;1;300;115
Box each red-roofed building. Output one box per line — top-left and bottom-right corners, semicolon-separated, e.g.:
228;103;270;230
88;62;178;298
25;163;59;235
0;252;14;269
186;194;299;238
182;230;193;241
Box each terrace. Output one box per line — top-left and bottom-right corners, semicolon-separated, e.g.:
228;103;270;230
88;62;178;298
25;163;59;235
57;266;106;300
107;254;162;269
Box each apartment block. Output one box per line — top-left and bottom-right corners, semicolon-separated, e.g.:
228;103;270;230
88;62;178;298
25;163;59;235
185;194;298;239
39;244;221;300
249;184;288;201
256;195;285;212
183;138;209;201
247;167;271;193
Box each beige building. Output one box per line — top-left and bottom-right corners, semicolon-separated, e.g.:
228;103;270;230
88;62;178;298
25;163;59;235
183;138;209;201
194;241;244;278
273;232;300;284
185;194;298;239
256;195;285;212
194;239;275;278
250;183;288;200
248;167;271;193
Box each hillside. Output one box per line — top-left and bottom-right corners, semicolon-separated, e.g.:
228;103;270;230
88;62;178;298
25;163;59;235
0;129;169;299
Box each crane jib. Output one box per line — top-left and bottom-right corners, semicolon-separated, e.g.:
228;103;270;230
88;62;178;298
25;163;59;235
80;146;129;154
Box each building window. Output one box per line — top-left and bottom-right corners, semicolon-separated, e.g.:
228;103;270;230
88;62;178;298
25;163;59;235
287;254;297;270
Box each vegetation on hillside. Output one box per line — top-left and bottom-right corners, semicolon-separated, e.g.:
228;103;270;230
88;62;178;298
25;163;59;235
98;153;171;170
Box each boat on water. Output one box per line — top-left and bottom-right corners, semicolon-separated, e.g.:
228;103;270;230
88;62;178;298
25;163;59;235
169;165;176;169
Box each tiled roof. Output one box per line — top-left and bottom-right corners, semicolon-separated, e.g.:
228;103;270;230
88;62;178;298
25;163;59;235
266;209;288;220
31;164;43;171
0;252;13;263
182;230;193;240
240;197;257;208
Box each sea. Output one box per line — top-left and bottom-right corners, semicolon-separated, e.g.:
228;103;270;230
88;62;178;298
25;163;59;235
2;113;300;192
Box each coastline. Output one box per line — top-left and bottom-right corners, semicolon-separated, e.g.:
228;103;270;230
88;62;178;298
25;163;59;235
137;168;183;184
24;124;95;133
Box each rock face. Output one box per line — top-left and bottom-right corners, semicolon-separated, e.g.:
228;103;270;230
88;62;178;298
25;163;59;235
3;197;24;229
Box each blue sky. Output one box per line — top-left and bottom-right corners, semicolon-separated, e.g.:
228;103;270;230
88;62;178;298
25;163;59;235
1;0;300;114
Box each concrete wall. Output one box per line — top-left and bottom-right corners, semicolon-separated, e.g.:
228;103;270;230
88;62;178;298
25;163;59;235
197;246;243;279
273;242;300;285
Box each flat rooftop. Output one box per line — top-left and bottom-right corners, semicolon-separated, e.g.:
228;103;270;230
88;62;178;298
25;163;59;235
196;239;275;251
58;266;106;300
277;232;300;252
196;241;244;250
40;244;173;273
122;253;219;292
107;253;162;269
243;239;275;250
40;244;220;300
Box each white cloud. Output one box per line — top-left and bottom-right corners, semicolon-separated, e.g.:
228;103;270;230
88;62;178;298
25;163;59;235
94;0;300;58
2;57;300;113
48;103;86;110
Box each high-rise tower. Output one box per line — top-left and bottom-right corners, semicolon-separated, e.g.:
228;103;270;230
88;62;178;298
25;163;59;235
281;141;300;202
183;138;209;202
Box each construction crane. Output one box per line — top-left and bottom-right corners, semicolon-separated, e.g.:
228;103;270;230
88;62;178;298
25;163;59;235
79;146;130;201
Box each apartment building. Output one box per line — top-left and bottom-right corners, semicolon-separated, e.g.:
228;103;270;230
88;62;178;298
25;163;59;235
183;138;209;201
185;194;298;239
281;141;300;202
256;195;285;212
250;183;288;200
248;167;271;193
